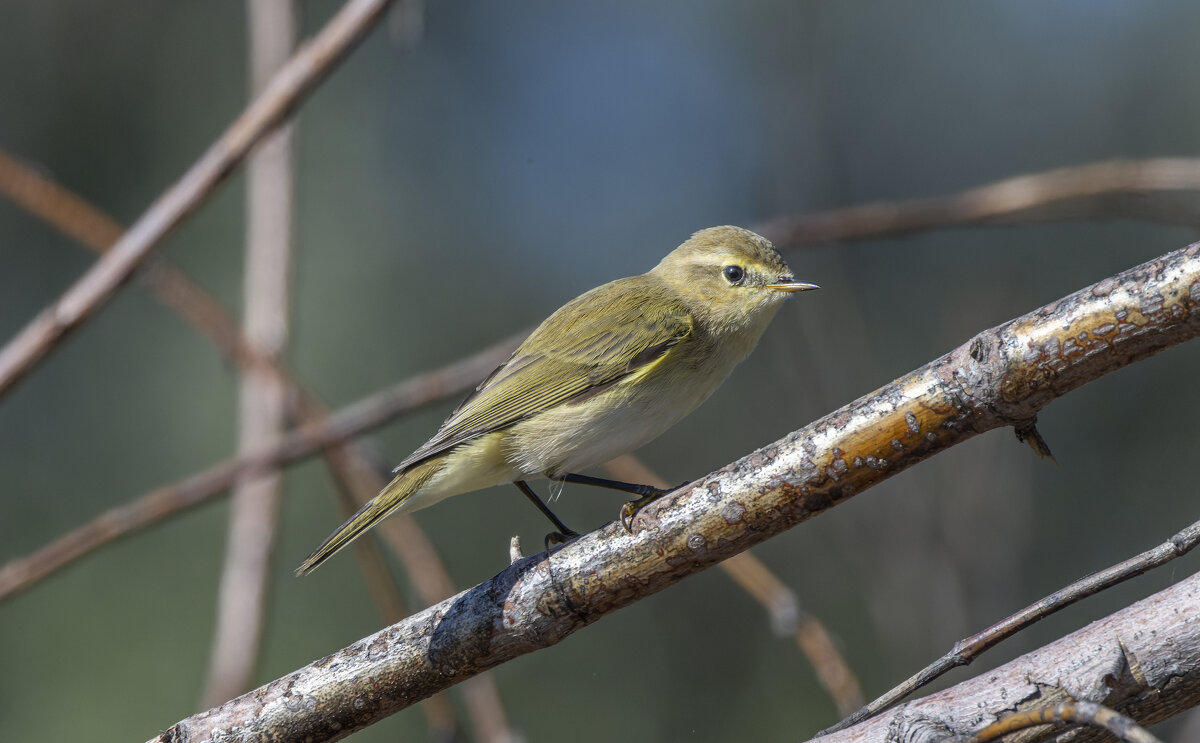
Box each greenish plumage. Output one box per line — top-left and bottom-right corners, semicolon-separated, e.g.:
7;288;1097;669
296;225;817;575
394;286;694;473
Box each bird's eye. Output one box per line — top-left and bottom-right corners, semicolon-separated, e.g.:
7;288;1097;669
723;265;745;285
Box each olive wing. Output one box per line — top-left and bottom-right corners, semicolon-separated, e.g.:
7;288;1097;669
394;279;693;471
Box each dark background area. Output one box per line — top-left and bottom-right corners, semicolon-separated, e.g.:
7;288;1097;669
1;2;1198;741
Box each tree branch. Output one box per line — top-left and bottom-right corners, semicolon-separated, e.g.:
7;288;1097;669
757;158;1200;246
148;243;1200;742
200;0;299;709
0;0;395;401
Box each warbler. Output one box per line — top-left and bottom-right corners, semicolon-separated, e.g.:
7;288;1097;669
296;225;817;575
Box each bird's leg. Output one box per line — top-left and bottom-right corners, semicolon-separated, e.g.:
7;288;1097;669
552;472;671;497
551;473;678;533
513;480;579;548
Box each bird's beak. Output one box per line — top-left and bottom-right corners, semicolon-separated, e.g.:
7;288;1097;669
765;279;820;294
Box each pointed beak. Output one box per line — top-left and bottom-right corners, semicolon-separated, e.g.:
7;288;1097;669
765;279;820;294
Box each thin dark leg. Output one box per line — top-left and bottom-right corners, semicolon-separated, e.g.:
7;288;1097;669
513;480;579;545
553;473;683;533
552;472;670;498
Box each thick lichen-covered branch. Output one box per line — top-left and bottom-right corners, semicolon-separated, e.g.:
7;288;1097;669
149;243;1200;742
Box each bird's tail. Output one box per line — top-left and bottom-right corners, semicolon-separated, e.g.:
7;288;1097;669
295;457;443;576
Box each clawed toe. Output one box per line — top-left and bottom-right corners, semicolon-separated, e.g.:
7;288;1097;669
618;490;669;532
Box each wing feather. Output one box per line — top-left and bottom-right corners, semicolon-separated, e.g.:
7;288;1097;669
395;276;692;471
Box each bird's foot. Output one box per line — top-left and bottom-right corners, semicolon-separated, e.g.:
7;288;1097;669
618;487;673;532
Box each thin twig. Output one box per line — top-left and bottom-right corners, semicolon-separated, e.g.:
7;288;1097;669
794;618;865;719
967;700;1163;743
0;335;519;602
0;149;123;249
0;149;264;369
758;157;1200;246
605;453;865;716
201;0;299;709
147;241;1200;742
0;0;396;401
0;145;294;381
822;517;1200;734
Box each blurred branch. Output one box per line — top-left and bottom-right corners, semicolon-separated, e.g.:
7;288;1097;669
0;151;259;368
757;158;1200;246
605;453;864;716
0;149;123;248
0;140;515;740
0;334;519;603
0;0;395;401
201;0;299;710
826;516;1200;733
148;243;1200;742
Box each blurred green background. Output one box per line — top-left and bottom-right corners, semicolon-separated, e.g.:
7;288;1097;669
2;1;1199;741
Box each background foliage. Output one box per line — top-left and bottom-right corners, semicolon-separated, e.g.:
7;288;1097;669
1;2;1198;741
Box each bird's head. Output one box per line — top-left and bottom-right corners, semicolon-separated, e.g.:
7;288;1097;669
652;225;818;336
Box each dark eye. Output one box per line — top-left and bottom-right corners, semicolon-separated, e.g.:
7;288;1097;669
723;265;745;285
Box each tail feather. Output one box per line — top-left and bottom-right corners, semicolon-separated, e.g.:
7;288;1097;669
295;458;442;576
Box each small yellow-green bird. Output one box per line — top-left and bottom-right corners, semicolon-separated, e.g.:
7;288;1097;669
296;226;817;575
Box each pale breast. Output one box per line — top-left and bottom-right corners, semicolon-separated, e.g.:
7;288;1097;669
503;323;764;477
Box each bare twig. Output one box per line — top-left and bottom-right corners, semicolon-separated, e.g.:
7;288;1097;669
605;453;865;716
824;517;1200;734
0;335;519;602
967;701;1163;743
757;158;1200;246
200;0;299;709
795;617;865;719
0;149;123;249
0;0;395;401
0;149;260;369
150;243;1200;741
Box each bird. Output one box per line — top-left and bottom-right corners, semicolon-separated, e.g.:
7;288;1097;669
296;225;817;575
